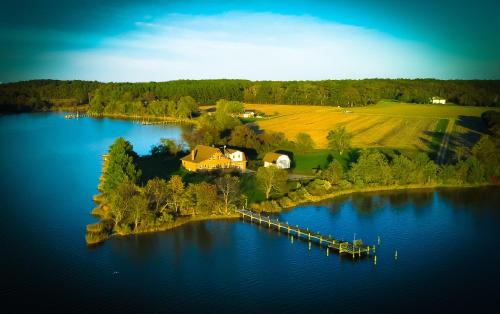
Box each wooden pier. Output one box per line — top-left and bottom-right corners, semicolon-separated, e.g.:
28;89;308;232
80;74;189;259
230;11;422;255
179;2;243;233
236;208;371;258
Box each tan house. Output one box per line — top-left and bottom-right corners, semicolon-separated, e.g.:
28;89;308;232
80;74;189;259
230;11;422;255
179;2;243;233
263;152;291;169
181;145;246;172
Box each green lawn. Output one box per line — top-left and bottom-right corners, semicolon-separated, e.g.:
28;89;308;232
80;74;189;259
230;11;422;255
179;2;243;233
291;149;350;175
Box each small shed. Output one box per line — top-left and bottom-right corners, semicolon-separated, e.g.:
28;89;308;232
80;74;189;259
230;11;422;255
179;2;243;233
263;152;291;169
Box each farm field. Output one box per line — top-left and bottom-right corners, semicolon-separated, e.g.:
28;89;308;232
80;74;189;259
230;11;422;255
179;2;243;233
246;102;495;151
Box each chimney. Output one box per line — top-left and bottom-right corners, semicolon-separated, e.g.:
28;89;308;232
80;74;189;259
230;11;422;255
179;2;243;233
191;149;196;160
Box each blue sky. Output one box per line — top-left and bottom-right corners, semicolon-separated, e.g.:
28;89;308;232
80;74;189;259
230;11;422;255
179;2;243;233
1;0;499;82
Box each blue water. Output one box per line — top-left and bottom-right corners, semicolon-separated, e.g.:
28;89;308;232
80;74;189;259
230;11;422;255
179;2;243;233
1;113;499;313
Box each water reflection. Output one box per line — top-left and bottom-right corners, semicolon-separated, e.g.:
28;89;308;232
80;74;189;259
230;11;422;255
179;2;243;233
440;186;500;218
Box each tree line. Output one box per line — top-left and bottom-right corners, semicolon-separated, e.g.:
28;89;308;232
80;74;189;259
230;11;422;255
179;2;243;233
2;78;499;113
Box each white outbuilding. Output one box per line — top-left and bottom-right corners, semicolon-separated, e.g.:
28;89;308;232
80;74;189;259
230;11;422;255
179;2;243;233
263;152;291;169
431;96;446;104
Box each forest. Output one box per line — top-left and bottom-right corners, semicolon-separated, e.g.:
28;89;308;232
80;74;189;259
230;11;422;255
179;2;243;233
1;79;499;113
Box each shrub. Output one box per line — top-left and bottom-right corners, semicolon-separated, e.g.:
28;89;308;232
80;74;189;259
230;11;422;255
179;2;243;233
277;196;294;208
259;200;282;213
306;179;331;196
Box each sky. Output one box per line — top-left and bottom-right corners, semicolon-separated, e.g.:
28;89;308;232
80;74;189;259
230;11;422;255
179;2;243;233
1;0;499;82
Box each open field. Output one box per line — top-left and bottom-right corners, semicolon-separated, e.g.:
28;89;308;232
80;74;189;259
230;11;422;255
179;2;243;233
246;102;496;151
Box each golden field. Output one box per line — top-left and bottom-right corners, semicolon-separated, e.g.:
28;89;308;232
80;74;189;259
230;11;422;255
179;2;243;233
245;102;494;150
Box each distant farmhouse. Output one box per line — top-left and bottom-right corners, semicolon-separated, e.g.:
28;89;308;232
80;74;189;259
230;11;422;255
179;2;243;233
181;145;246;172
263;152;291;169
431;96;446;104
238;111;256;118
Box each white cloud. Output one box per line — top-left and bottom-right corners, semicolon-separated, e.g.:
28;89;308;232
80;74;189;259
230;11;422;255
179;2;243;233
49;12;470;81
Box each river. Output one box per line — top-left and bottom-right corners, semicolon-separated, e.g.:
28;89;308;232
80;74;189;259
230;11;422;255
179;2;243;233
0;112;499;313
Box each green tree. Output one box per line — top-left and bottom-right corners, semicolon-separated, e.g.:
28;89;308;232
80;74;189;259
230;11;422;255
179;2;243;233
256;167;288;200
471;136;500;179
466;156;485;183
166;175;185;215
103;137;141;195
229;125;260;150
321;160;344;185
327;126;352;155
216;175;240;213
258;131;286;154
295;132;315;153
109;181;137;230
190;182;218;215
391;154;414;185
147;100;169;117
349;150;392;186
177;96;198;118
216;99;244;115
160;138;184;155
129;194;149;231
213;99;243;130
144;178;169;214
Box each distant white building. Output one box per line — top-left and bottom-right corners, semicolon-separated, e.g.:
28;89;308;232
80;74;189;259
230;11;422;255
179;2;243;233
263;152;291;169
431;96;446;104
239;111;255;118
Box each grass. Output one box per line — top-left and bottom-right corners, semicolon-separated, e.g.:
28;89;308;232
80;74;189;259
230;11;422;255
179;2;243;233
246;101;495;151
292;149;350;174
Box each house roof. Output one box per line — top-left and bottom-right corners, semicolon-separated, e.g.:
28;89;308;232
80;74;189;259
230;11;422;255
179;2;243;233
181;145;223;163
263;152;286;163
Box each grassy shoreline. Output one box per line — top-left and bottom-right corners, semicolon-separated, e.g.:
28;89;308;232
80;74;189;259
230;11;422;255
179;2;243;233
87;182;496;245
272;182;498;212
86;202;240;245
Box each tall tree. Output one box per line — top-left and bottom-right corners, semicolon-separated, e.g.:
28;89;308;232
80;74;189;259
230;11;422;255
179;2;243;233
295;132;315;153
327;126;352;155
176;96;198;118
256;167;288;200
349;150;392;186
321;160;344;185
144;178;169;214
109;181;137;230
216;175;240;213
103;137;141;194
190;182;218;215
130;194;149;231
166;175;185;215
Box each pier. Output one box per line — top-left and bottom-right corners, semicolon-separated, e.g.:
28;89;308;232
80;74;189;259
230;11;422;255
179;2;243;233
236;208;371;258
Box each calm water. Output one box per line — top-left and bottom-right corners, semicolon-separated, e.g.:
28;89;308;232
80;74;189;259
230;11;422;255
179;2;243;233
1;113;499;313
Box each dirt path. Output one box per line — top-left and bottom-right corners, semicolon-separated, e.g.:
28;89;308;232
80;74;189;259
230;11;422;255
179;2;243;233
436;118;455;164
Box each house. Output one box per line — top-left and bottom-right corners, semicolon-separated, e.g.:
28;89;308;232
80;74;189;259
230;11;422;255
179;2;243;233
263;152;291;169
181;145;246;172
431;96;446;104
239;111;255;118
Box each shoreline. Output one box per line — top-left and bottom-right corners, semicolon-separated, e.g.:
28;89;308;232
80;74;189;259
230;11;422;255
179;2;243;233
111;213;240;238
276;182;497;211
87;183;496;245
86;207;240;245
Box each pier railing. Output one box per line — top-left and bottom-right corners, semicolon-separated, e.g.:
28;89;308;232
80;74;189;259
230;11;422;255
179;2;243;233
236;208;371;258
